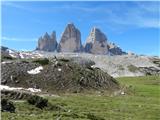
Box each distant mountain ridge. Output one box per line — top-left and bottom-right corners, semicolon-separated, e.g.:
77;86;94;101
36;23;126;55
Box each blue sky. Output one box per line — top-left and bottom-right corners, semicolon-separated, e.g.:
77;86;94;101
1;1;160;56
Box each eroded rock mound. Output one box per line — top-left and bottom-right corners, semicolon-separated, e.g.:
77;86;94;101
1;58;119;93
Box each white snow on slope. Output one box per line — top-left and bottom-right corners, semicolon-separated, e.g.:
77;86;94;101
19;53;24;58
27;66;43;74
0;85;41;93
26;88;41;92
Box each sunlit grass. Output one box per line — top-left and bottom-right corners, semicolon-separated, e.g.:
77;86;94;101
2;75;160;120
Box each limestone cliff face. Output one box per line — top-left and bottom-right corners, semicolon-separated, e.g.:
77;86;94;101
37;31;57;51
85;27;109;54
36;23;126;55
108;42;126;55
57;23;83;52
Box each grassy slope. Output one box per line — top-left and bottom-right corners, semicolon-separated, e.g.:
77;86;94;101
2;76;160;120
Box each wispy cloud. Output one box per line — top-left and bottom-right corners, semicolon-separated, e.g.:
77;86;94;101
2;1;160;30
2;36;37;42
91;2;160;29
2;2;32;11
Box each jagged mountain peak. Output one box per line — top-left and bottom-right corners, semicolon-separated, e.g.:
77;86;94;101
37;32;57;51
35;23;126;55
58;23;82;52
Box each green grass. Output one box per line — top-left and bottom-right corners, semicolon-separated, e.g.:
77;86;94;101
2;75;160;120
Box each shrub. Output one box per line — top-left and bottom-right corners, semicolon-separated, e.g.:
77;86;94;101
1;99;15;113
27;95;48;109
33;58;49;65
86;113;105;120
59;58;69;62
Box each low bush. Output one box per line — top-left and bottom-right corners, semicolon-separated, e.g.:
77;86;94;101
1;99;15;113
27;95;48;109
33;58;49;65
86;113;105;120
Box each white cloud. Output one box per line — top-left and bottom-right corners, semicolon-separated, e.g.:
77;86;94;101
2;36;37;41
2;1;33;12
2;1;160;29
93;2;160;29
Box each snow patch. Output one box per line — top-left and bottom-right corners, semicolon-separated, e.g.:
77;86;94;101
121;91;125;95
19;53;24;58
27;88;41;92
1;61;12;64
91;65;95;68
0;85;41;93
27;66;43;74
8;49;15;54
2;61;6;64
1;85;23;91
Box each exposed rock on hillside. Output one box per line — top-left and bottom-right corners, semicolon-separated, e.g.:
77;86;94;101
85;27;109;54
108;42;126;55
57;23;83;52
1;58;119;93
36;32;57;51
40;53;160;77
1;46;43;59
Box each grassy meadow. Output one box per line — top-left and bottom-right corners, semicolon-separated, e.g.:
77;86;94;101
2;75;160;120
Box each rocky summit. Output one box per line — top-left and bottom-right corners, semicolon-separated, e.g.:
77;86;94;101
57;23;83;52
85;27;109;54
36;23;126;55
36;31;57;52
108;42;126;55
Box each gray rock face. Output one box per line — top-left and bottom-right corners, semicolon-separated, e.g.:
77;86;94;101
35;23;126;55
58;23;83;52
85;27;109;54
37;32;57;51
108;43;126;55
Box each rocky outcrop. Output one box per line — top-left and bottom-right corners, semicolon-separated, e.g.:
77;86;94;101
36;32;57;52
57;23;83;52
1;58;119;93
108;43;126;55
85;27;109;54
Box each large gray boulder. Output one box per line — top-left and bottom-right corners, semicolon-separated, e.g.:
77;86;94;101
58;23;83;52
85;27;109;54
36;32;57;52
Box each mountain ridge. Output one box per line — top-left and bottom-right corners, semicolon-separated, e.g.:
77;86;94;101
36;23;126;55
